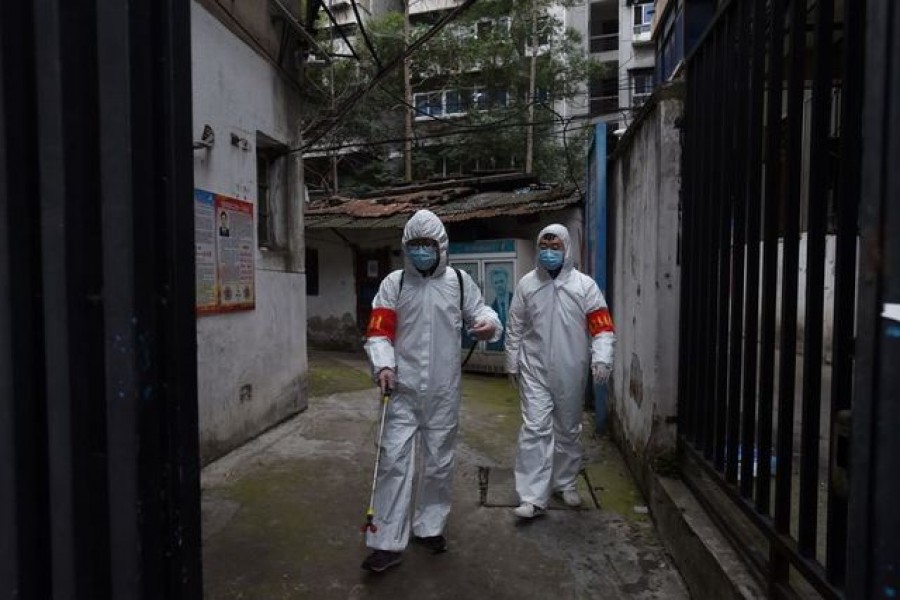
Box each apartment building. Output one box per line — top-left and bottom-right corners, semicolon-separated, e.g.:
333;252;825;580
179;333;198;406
588;0;658;132
307;0;595;188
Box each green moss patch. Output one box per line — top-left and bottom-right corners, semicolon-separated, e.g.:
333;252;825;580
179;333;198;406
307;355;373;398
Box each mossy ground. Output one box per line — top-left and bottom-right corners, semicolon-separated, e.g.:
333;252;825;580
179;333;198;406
201;354;668;598
306;352;373;397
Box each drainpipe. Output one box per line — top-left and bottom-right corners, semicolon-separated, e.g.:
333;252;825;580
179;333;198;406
592;122;609;434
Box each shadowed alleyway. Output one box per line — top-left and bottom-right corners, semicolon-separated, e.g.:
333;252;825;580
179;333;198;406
201;351;689;599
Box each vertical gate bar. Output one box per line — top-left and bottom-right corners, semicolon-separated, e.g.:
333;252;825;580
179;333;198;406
691;47;703;450
714;14;733;473
703;32;721;461
157;0;203;593
691;52;705;446
678;62;690;441
697;48;712;450
740;0;766;499
32;0;84;594
689;56;703;445
773;0;808;584
849;0;899;595
691;50;708;447
726;0;750;486
702;25;717;461
869;1;900;596
757;0;785;518
798;0;834;559
825;0;864;585
0;43;16;597
96;0;141;595
679;61;696;443
1;2;52;596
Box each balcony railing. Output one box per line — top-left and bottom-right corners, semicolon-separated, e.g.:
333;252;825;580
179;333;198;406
590;95;618;116
590;32;619;53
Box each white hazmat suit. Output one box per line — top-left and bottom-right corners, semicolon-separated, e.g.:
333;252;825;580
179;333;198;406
505;224;616;510
364;210;501;551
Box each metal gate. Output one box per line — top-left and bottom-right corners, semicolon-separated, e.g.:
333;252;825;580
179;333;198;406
678;0;865;596
0;0;201;597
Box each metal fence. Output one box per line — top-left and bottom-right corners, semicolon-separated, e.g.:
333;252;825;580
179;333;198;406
678;0;865;596
0;0;201;597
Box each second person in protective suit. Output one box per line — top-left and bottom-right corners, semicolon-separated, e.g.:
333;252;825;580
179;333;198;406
361;209;502;572
505;224;616;519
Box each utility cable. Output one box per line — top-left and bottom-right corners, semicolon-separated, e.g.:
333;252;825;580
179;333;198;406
297;0;480;153
318;1;363;61
299;112;602;154
540;101;584;194
350;0;383;69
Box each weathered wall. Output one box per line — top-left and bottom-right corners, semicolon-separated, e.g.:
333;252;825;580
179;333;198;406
192;1;308;464
608;93;683;466
305;208;584;351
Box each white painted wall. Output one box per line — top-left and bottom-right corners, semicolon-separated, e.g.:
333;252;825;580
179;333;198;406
608;96;682;460
192;1;308;463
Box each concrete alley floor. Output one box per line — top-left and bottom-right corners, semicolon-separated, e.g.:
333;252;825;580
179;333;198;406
201;351;690;599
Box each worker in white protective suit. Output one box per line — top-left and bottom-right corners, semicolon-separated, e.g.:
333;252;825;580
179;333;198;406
361;209;502;572
505;224;616;519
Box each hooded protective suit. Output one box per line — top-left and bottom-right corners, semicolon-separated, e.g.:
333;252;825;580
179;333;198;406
364;209;501;551
505;224;615;508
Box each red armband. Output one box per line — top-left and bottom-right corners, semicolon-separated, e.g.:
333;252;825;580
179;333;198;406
366;308;397;341
587;308;615;336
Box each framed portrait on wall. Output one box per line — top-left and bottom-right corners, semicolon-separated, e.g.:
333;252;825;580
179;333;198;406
484;261;514;352
451;261;480;349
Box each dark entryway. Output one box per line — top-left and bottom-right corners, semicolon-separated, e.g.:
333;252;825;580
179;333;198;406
355;246;393;333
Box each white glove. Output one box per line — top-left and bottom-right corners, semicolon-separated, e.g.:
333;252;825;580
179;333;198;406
591;362;612;384
469;320;496;341
377;368;395;394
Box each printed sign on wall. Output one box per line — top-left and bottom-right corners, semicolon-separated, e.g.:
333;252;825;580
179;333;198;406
194;189;256;315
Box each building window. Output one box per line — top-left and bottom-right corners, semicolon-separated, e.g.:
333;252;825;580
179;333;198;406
630;69;654;107
590;3;618;53
524;15;551;55
589;65;619;116
256;133;288;251
306;247;319;295
414;88;510;119
633;2;655;36
257;149;274;249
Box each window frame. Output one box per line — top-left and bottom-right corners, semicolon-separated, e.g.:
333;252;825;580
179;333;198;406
633;2;655;36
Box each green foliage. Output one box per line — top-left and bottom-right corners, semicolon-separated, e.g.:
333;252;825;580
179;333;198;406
304;0;604;189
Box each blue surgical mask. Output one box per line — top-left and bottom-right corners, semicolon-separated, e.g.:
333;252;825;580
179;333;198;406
408;246;438;271
538;249;564;271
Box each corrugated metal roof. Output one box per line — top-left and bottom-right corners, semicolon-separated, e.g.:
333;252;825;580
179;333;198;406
306;185;582;229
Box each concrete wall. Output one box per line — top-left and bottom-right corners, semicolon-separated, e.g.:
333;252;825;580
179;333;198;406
608;92;683;464
192;1;308;464
305;228;400;350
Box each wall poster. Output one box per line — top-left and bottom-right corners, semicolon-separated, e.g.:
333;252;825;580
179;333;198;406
484;261;513;351
194;189;256;315
451;261;480;349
